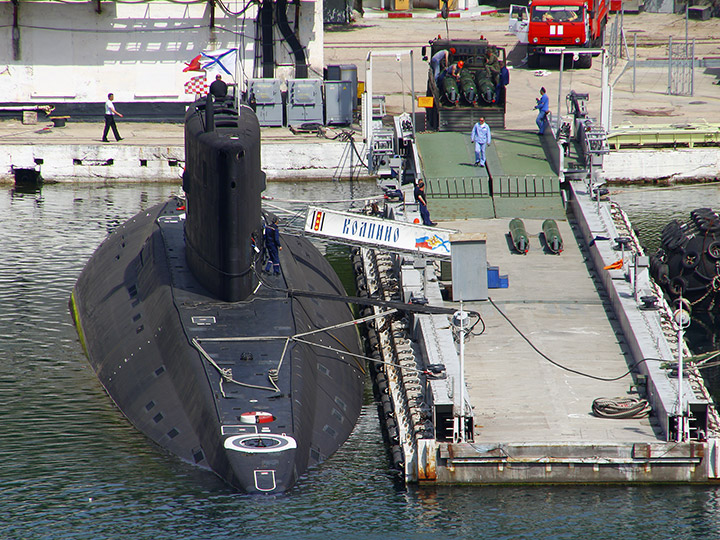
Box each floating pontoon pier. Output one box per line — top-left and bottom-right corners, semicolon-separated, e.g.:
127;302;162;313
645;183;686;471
343;93;720;485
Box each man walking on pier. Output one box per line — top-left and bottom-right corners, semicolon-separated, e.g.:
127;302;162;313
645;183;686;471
471;117;491;167
102;93;123;142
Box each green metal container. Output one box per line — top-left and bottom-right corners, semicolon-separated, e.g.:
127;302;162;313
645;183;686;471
509;218;529;254
443;76;459;105
542;218;563;254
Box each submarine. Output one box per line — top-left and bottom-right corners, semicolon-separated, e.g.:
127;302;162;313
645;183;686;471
70;96;365;493
649;207;720;312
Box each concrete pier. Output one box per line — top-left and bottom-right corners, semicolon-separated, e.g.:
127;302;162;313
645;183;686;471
360;121;720;484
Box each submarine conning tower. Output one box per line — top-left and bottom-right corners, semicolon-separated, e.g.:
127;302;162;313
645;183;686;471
183;97;266;302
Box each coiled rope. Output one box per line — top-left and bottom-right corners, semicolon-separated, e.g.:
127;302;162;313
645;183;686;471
592;397;652;419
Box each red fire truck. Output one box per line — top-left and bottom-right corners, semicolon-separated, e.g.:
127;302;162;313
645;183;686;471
509;0;609;68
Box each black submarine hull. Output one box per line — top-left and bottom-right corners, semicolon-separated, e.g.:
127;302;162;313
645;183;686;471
71;100;364;493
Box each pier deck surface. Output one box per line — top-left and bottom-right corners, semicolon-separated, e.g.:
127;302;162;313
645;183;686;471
442;217;660;444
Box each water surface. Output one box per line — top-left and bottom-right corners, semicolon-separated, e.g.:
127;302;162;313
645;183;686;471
2;181;720;539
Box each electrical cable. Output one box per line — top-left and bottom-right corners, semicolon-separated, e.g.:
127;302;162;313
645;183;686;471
215;0;259;17
488;296;662;381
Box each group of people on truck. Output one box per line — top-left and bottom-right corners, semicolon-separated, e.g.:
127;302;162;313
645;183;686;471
431;45;509;105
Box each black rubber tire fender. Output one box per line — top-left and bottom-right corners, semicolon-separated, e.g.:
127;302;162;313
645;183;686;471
665;232;686;251
682;250;700;270
670;276;687;296
707;240;720;260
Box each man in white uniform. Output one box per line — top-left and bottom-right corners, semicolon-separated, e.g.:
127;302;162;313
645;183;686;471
102;93;124;142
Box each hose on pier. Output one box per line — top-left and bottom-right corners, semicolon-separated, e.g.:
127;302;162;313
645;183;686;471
489;297;662;382
592;397;652;419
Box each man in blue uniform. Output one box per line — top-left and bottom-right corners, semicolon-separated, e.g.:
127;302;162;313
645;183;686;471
496;61;510;104
264;216;282;275
414;180;435;227
471;117;491;167
534;86;550;135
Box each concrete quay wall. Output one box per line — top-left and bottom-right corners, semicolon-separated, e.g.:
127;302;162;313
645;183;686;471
0;140;360;183
3;140;718;184
602;148;720;183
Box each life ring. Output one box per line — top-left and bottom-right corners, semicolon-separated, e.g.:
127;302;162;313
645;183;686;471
240;411;275;424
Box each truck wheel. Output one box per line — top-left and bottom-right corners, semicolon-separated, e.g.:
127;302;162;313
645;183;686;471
576;54;592;69
528;53;540;69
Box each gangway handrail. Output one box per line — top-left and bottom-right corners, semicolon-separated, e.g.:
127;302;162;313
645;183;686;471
424;175;561;198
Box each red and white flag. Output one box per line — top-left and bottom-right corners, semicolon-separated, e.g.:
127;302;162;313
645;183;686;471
184;74;207;95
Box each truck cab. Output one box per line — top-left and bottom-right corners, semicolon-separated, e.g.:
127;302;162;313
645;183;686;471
509;0;608;69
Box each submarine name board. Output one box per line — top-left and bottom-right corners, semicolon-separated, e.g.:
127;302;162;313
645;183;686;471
305;206;453;257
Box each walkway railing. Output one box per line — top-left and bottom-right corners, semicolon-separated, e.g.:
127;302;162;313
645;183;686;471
424;177;490;199
494;175;560;197
425;175;560;199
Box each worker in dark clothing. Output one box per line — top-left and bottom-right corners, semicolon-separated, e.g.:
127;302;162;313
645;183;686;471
484;47;501;85
209;74;228;98
431;47;456;81
414;180;436;227
264;216;282;275
496;61;510;104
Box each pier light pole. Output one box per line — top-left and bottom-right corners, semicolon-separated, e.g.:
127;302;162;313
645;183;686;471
458;300;466;442
674;299;690;442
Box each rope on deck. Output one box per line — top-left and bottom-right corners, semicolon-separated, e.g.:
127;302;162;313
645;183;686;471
592;397;652;419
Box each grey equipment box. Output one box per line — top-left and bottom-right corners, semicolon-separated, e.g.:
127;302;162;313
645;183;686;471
248;79;284;127
450;233;488;301
286;79;324;126
325;81;354;125
326;64;358;105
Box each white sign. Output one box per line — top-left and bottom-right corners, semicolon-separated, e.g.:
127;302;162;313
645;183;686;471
545;46;565;54
305;206;454;258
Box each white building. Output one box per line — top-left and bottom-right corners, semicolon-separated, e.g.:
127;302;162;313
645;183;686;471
0;0;324;119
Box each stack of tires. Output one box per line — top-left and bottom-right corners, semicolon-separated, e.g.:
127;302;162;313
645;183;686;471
650;208;720;311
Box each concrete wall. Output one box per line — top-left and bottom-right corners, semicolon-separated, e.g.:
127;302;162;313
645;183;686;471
0;140;362;182
0;0;322;107
602;148;720;182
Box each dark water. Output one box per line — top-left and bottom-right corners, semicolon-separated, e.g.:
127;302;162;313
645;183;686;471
3;181;720;539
